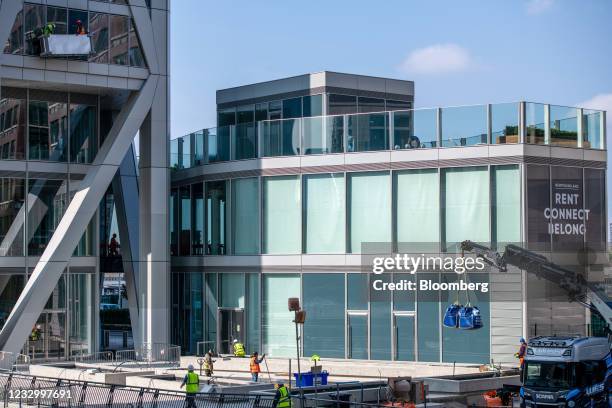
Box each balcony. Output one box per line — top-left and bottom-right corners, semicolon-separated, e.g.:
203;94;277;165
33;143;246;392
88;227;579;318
170;102;606;170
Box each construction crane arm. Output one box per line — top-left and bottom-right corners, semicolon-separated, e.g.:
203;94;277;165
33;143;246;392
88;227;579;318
460;240;612;328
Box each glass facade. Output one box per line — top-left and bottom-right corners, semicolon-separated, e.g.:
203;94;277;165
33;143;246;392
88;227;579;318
169;163;555;363
4;4;146;68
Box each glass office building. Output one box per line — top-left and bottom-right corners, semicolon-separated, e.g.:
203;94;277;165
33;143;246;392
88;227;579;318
0;0;169;360
170;72;607;364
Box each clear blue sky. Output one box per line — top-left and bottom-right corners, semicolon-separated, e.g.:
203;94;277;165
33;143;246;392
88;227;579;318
170;0;612;215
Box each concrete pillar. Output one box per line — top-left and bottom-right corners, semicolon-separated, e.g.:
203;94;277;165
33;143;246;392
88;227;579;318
138;79;170;345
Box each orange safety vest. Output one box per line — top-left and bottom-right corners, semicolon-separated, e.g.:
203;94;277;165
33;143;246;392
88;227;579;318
250;356;261;373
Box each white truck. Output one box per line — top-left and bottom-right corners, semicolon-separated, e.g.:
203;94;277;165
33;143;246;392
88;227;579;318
461;241;611;407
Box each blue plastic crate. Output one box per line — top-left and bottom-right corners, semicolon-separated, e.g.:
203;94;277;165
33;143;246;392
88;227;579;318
293;371;329;387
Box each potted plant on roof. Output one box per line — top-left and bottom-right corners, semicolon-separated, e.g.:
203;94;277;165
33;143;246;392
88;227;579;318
310;354;322;374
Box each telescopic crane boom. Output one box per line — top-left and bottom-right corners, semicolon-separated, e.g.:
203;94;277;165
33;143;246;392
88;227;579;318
460;241;612;329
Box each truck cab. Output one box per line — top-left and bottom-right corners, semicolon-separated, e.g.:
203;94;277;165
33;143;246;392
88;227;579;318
520;336;611;407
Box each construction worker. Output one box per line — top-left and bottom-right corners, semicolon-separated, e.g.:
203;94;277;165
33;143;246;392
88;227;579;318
42;22;55;37
233;339;245;357
204;350;215;376
250;351;265;382
274;383;291;408
514;337;527;370
179;364;199;408
74;19;86;35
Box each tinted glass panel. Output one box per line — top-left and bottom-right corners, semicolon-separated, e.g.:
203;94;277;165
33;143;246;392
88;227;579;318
358;97;385;113
303;274;345;358
47;7;68;35
90;13;109;63
68;9;88;34
328;94;357;115
282;97;302;119
109;15;129;65
129;19;146;67
303;95;323;117
491;103;519;144
3;10;23;54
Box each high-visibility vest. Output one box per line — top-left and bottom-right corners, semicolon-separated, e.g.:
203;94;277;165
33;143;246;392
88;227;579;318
277;386;291;408
250;356;261;373
233;342;245;357
186;371;199;394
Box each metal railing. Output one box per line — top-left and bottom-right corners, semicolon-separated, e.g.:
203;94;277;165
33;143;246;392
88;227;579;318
115;343;181;367
0;373;279;408
196;341;217;357
0;352;30;373
72;351;114;364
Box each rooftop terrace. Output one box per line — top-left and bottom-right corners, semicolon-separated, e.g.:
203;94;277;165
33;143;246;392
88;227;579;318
171;102;606;170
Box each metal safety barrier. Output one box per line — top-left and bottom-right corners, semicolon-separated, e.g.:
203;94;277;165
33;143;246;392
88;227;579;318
0;373;278;408
72;351;115;364
0;352;30;373
115;343;181;368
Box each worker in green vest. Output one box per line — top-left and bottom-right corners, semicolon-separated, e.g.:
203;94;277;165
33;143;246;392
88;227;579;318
233;339;245;357
180;364;199;408
274;383;291;408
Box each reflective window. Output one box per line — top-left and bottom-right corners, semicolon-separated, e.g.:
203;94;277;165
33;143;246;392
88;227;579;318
24;4;44;56
263;176;301;254
260;119;300;157
358;97;385;113
441;105;487;147
28;93;68;162
442;167;490;251
263;274;300;357
170;188;178;255
27;178;67;256
348;172;391;253
550;106;578;147
302;95;323;117
220;273;245;309
370;273;391;360
246;274;260;353
282;97;302;119
232;178;260;255
304;174;345;254
191;183;204;255
395;169;439;253
328;94;357;115
3;10;23;54
347;273;368;310
90;13;109;63
386;99;412;111
207;127;230;163
0;178;25;256
255;103;268;122
171;272;203;354
417;272;440;362
217;109;236;127
525;103;545;145
47;7;68;34
69;96;98;163
491;103;519;144
303;274;345;358
204;273;218;345
109;15;129;65
205;180;227;255
0;89;27;160
394;314;415;361
268;101;282;120
236;105;254;124
347;313;368;359
492;165;520;248
68;9;88;34
179;186;191;256
347;113;389;152
233;123;256;160
129;19;146;67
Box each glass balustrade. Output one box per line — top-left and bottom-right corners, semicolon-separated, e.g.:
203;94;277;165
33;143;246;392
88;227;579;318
170;102;605;170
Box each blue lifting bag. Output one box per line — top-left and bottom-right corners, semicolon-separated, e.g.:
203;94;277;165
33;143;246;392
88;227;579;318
443;304;462;328
458;306;483;330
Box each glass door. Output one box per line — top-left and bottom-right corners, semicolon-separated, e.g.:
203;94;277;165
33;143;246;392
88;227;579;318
347;312;368;359
218;308;244;354
29;311;66;360
393;313;416;361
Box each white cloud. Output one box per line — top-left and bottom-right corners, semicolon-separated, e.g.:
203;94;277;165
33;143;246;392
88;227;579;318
399;44;472;76
526;0;554;15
